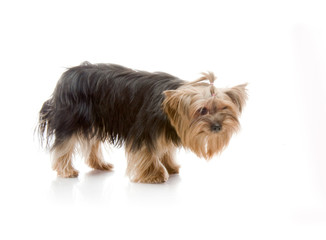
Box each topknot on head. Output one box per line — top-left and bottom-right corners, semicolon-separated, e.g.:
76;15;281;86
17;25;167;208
192;72;217;84
202;71;217;85
191;71;217;96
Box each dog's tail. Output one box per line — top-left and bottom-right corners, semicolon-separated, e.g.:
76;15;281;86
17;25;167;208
37;98;55;149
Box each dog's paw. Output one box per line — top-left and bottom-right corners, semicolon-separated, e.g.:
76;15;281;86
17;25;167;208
166;165;180;175
135;168;169;184
58;169;79;178
93;162;114;171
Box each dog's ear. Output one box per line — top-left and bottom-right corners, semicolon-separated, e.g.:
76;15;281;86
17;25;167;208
224;84;248;113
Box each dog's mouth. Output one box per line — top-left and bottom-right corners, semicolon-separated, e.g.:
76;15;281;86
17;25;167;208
185;121;239;159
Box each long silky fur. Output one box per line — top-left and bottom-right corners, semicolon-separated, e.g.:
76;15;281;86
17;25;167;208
38;62;184;153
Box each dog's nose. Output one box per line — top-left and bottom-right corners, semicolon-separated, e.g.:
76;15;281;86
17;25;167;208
211;123;222;132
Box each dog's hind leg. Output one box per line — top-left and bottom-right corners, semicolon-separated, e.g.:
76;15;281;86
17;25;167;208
51;136;79;178
85;140;113;171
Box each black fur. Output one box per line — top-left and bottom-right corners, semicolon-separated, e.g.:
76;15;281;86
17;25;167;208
39;62;184;152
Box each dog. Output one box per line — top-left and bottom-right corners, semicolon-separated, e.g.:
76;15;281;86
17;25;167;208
38;62;247;183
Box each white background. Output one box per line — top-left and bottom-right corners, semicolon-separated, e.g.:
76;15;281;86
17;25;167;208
1;0;326;239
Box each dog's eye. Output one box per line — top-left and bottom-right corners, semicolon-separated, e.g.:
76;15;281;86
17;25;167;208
199;107;208;115
222;106;228;110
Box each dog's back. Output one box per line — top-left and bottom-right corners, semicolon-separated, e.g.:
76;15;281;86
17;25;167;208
39;62;183;151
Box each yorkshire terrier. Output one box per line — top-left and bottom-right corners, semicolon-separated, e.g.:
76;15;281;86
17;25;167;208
38;62;247;183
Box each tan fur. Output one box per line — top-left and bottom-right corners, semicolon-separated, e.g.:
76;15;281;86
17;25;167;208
52;136;78;178
86;140;114;171
126;135;178;183
161;150;180;174
126;147;169;183
51;136;113;178
163;81;247;160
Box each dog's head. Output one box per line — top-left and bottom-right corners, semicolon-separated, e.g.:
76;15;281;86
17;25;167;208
163;73;247;159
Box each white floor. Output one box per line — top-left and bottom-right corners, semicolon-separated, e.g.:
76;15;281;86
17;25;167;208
1;88;326;239
1;1;326;239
